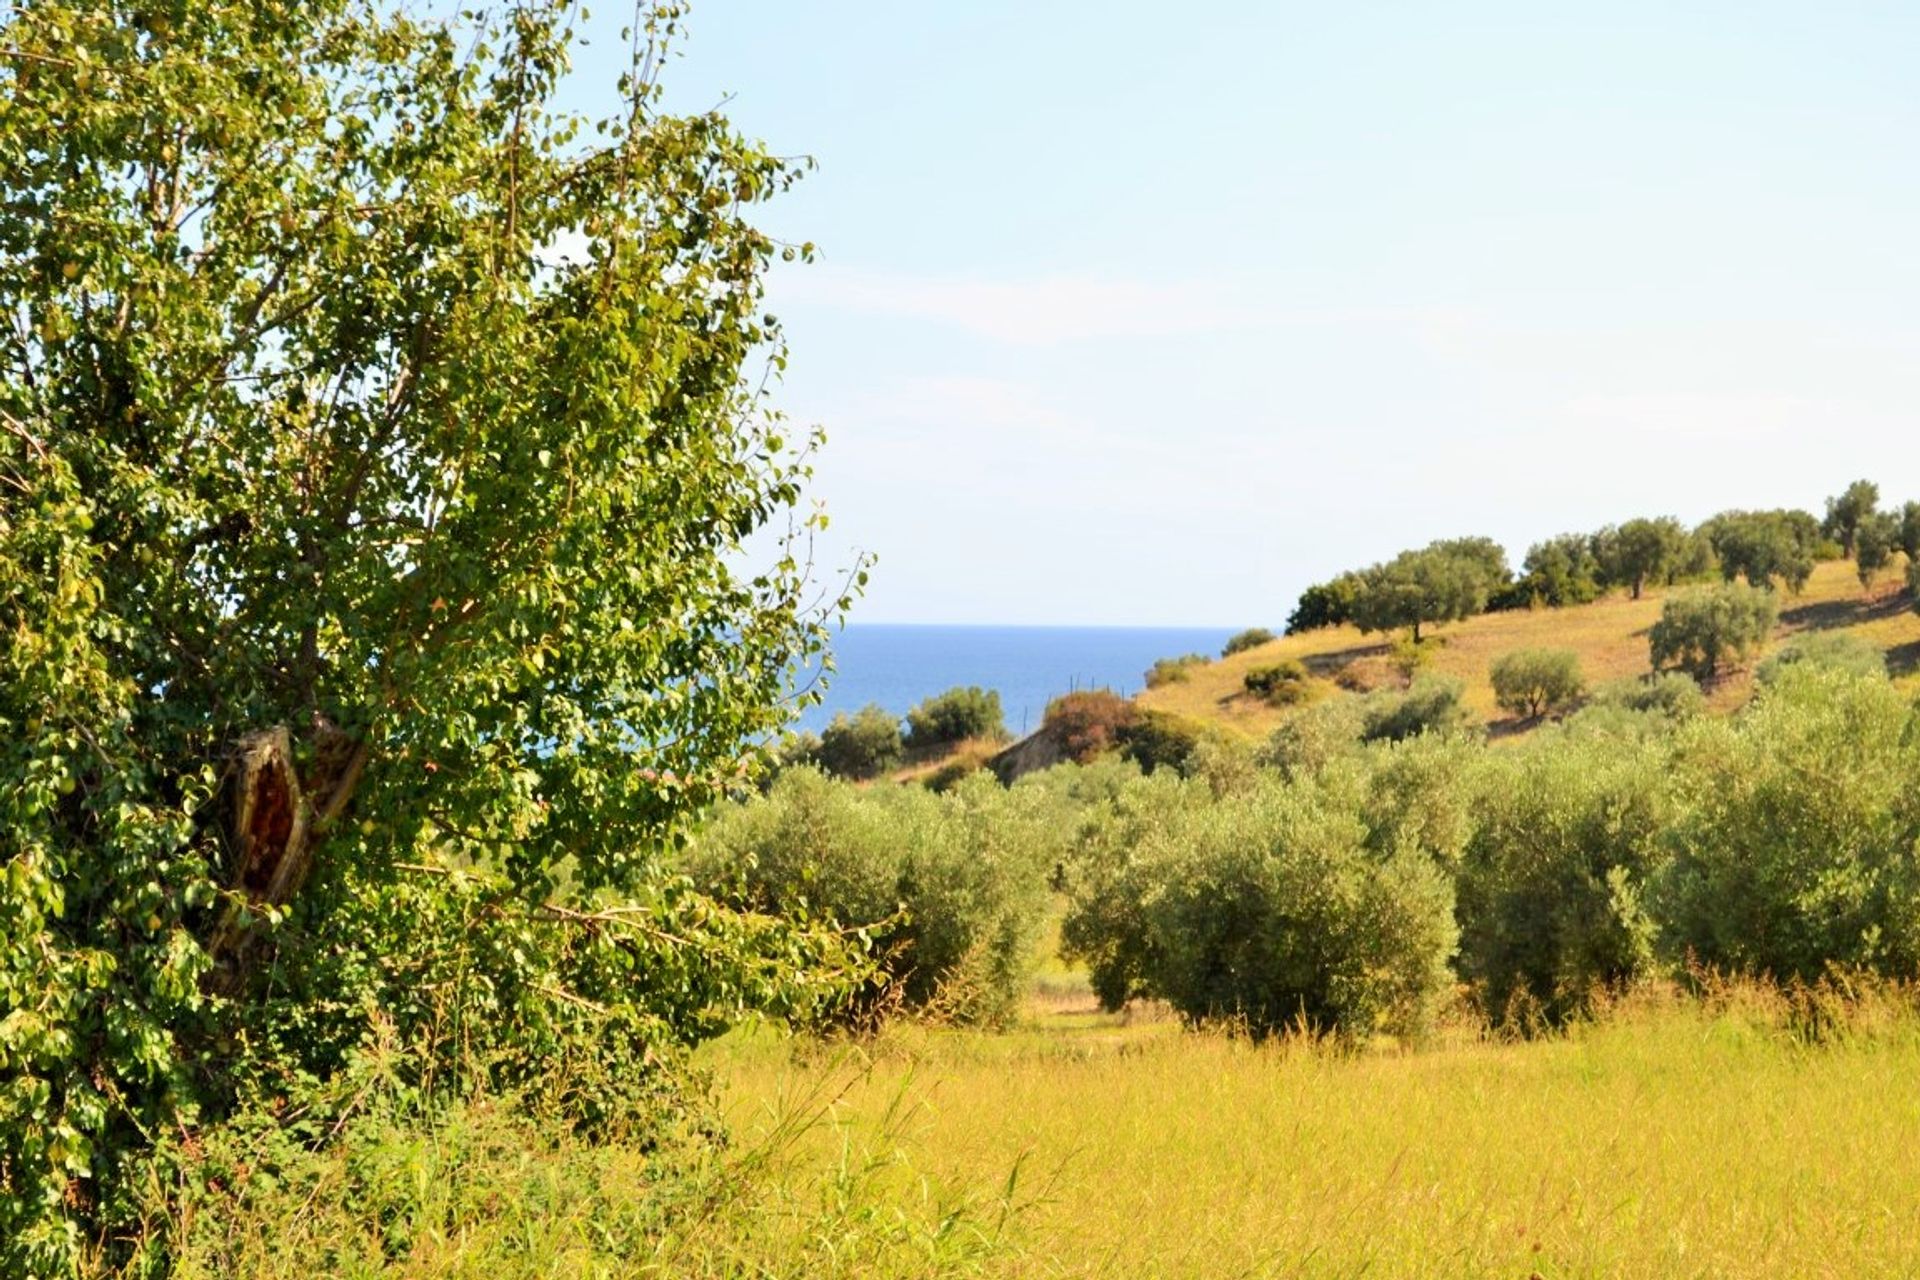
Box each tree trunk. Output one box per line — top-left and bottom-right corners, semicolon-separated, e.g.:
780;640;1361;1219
206;717;367;992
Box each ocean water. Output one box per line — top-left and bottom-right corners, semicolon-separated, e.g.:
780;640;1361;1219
793;624;1242;738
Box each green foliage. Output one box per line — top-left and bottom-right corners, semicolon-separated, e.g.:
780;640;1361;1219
1649;583;1779;681
1222;628;1276;657
1756;632;1888;685
691;769;1058;1026
1513;534;1606;608
1349;539;1510;642
1061;771;1458;1040
818;705;904;780
1489;648;1585;719
1144;653;1210;688
1658;667;1920;983
1360;676;1476;744
0;4;864;1267
1823;479;1882;558
1596;517;1688;599
1854;511;1900;587
1701;510;1817;593
1900;502;1920;561
1588;673;1708;721
1118;711;1209;776
1457;734;1670;1025
1911;557;1920;611
1243;659;1311;705
1042;690;1140;763
1257;698;1368;782
903;686;1005;751
1287;573;1363;633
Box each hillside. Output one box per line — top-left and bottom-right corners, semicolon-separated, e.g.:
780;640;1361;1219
1138;557;1920;740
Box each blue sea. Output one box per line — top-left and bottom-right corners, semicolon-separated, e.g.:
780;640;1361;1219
793;625;1241;737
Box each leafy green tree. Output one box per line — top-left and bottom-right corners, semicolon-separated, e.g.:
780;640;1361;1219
1648;584;1779;681
1855;510;1900;588
1899;501;1920;561
1514;534;1605;607
904;686;1005;750
1822;479;1882;558
818;705;905;779
1700;511;1816;593
1286;573;1362;633
1489;648;1585;718
1349;540;1510;643
1221;627;1275;656
1596;517;1687;599
0;3;863;1264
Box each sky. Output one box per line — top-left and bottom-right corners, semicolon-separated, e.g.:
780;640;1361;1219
566;2;1920;625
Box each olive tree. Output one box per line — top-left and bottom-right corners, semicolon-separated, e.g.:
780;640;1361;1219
1596;516;1686;599
1490;648;1585;718
1349;539;1509;643
1855;511;1900;588
1648;584;1778;681
1822;479;1881;558
0;2;864;1265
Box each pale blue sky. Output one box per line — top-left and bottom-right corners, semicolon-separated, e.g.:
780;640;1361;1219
574;2;1920;625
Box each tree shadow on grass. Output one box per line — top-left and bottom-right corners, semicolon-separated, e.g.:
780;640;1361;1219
1778;591;1912;634
1888;640;1920;679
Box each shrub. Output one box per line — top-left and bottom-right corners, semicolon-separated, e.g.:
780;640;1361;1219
1489;648;1585;718
1258;697;1368;781
1222;627;1276;657
1120;710;1209;776
1588;672;1707;721
1657;667;1920;983
904;685;1005;750
1649;583;1778;681
1360;676;1475;744
1144;653;1210;688
1042;689;1140;763
1062;772;1457;1040
817;704;905;779
692;768;1058;1025
1243;659;1311;705
1388;632;1434;681
1756;632;1888;685
1457;734;1671;1026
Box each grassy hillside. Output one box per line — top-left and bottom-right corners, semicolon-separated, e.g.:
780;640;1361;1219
1140;557;1920;740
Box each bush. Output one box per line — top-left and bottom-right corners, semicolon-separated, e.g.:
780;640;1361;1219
904;685;1005;750
1649;583;1778;681
1243;659;1311;705
1589;672;1707;721
1144;653;1209;688
817;704;905;779
1457;734;1671;1026
692;768;1058;1025
1657;667;1920;983
1042;689;1140;763
1360;676;1475;744
1756;632;1888;685
1119;710;1209;776
1222;627;1276;657
1062;772;1457;1040
1286;574;1363;633
1258;698;1368;781
1489;648;1585;718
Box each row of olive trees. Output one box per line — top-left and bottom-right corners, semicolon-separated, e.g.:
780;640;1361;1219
1286;479;1920;641
1059;660;1920;1039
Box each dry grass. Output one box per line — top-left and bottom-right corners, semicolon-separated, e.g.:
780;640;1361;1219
711;985;1920;1279
1139;558;1920;740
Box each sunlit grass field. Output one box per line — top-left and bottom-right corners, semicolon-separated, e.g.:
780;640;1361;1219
709;985;1920;1279
1139;557;1920;738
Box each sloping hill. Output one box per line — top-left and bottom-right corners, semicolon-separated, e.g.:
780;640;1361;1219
1138;558;1920;740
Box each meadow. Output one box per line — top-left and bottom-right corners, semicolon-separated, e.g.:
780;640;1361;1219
709;982;1920;1279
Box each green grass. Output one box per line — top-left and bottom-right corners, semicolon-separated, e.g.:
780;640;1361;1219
1140;557;1920;740
708;989;1920;1278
